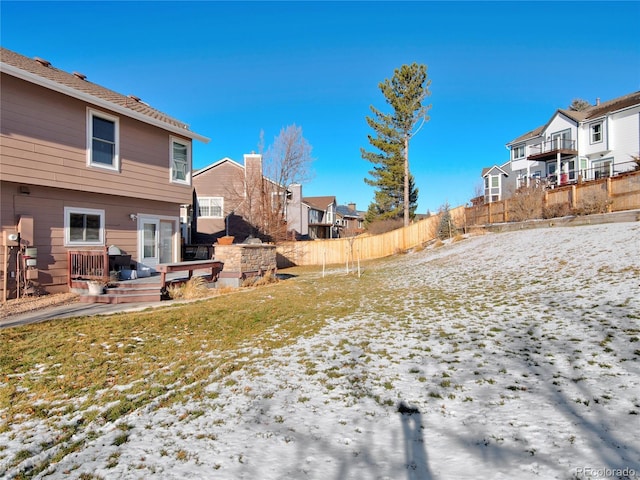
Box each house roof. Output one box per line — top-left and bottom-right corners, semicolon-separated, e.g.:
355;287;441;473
303;196;336;211
193;157;243;176
481;165;509;177
508;126;545;145
507;91;640;146
576;90;640;121
336;204;362;218
0;47;209;142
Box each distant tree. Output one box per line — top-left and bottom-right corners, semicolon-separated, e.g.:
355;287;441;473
259;125;314;241
362;63;431;227
568;98;592;111
263;124;314;191
364;170;418;225
225;125;313;242
437;202;457;240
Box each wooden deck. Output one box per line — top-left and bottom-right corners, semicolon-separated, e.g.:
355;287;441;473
156;260;224;288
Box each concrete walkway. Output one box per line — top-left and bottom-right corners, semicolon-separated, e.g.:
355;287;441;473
0;269;224;329
0;298;178;329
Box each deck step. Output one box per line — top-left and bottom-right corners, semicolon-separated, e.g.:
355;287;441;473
79;291;162;304
104;286;161;295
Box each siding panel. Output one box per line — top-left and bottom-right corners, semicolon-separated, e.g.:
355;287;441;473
1;74;193;204
1;181;181;296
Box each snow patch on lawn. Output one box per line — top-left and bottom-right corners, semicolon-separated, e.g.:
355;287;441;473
2;222;639;479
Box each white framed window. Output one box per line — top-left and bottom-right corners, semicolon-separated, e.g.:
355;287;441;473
64;207;105;246
170;137;191;184
87;109;119;170
512;145;525;160
197;197;223;218
590;122;603;144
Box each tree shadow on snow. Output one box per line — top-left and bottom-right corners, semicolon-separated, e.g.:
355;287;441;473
397;401;433;480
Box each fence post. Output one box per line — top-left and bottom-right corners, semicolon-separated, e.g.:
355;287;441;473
571;185;577;209
102;247;109;283
67;250;72;287
544;190;549;210
504;199;509;223
606;177;613;212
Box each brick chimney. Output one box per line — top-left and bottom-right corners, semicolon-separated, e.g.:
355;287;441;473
244;153;263;188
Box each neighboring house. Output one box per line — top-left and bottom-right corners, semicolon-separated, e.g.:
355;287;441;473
335;203;365;237
191;154;302;243
303;196;338;239
482;91;640;203
286;184;308;239
481;162;513;203
0;47;208;298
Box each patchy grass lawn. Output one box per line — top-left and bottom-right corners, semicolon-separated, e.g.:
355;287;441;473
0;262;382;477
1;222;639;479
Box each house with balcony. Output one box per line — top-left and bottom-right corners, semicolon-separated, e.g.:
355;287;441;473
303;196;338;239
0;47;208;300
482;91;640;203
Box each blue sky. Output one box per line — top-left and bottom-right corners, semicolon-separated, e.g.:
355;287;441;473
2;1;639;213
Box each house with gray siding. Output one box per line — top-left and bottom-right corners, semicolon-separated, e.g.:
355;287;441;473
481;91;640;203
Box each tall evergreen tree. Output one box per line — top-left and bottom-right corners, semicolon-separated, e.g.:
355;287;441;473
362;63;431;226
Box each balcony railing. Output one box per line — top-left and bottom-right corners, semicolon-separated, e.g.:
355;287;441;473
529;138;577;157
517;160;638;189
67;248;109;285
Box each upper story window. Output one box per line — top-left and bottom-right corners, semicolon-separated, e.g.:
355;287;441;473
512;145;525;160
64;206;105;246
326;204;335;224
197;197;223;218
590;122;603;144
87;109;119;170
171;137;191;184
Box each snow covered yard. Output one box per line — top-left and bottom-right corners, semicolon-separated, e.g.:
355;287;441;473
2;221;639;479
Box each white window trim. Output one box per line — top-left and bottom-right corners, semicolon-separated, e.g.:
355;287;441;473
64;206;105;246
512;145;525;160
198;197;224;219
590;122;603;144
86;108;120;171
170;136;191;185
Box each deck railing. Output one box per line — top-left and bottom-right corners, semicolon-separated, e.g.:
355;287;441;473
529;138;577;156
516;160;638;189
67;248;109;286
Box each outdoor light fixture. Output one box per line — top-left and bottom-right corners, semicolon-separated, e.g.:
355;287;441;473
129;214;137;221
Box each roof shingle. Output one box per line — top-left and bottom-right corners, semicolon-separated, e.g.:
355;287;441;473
1;47;195;133
507;91;640;146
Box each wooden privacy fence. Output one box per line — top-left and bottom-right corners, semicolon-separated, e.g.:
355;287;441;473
276;206;466;267
466;170;640;225
276;170;640;268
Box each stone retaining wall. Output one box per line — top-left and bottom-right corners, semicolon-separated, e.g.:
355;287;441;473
214;244;277;287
